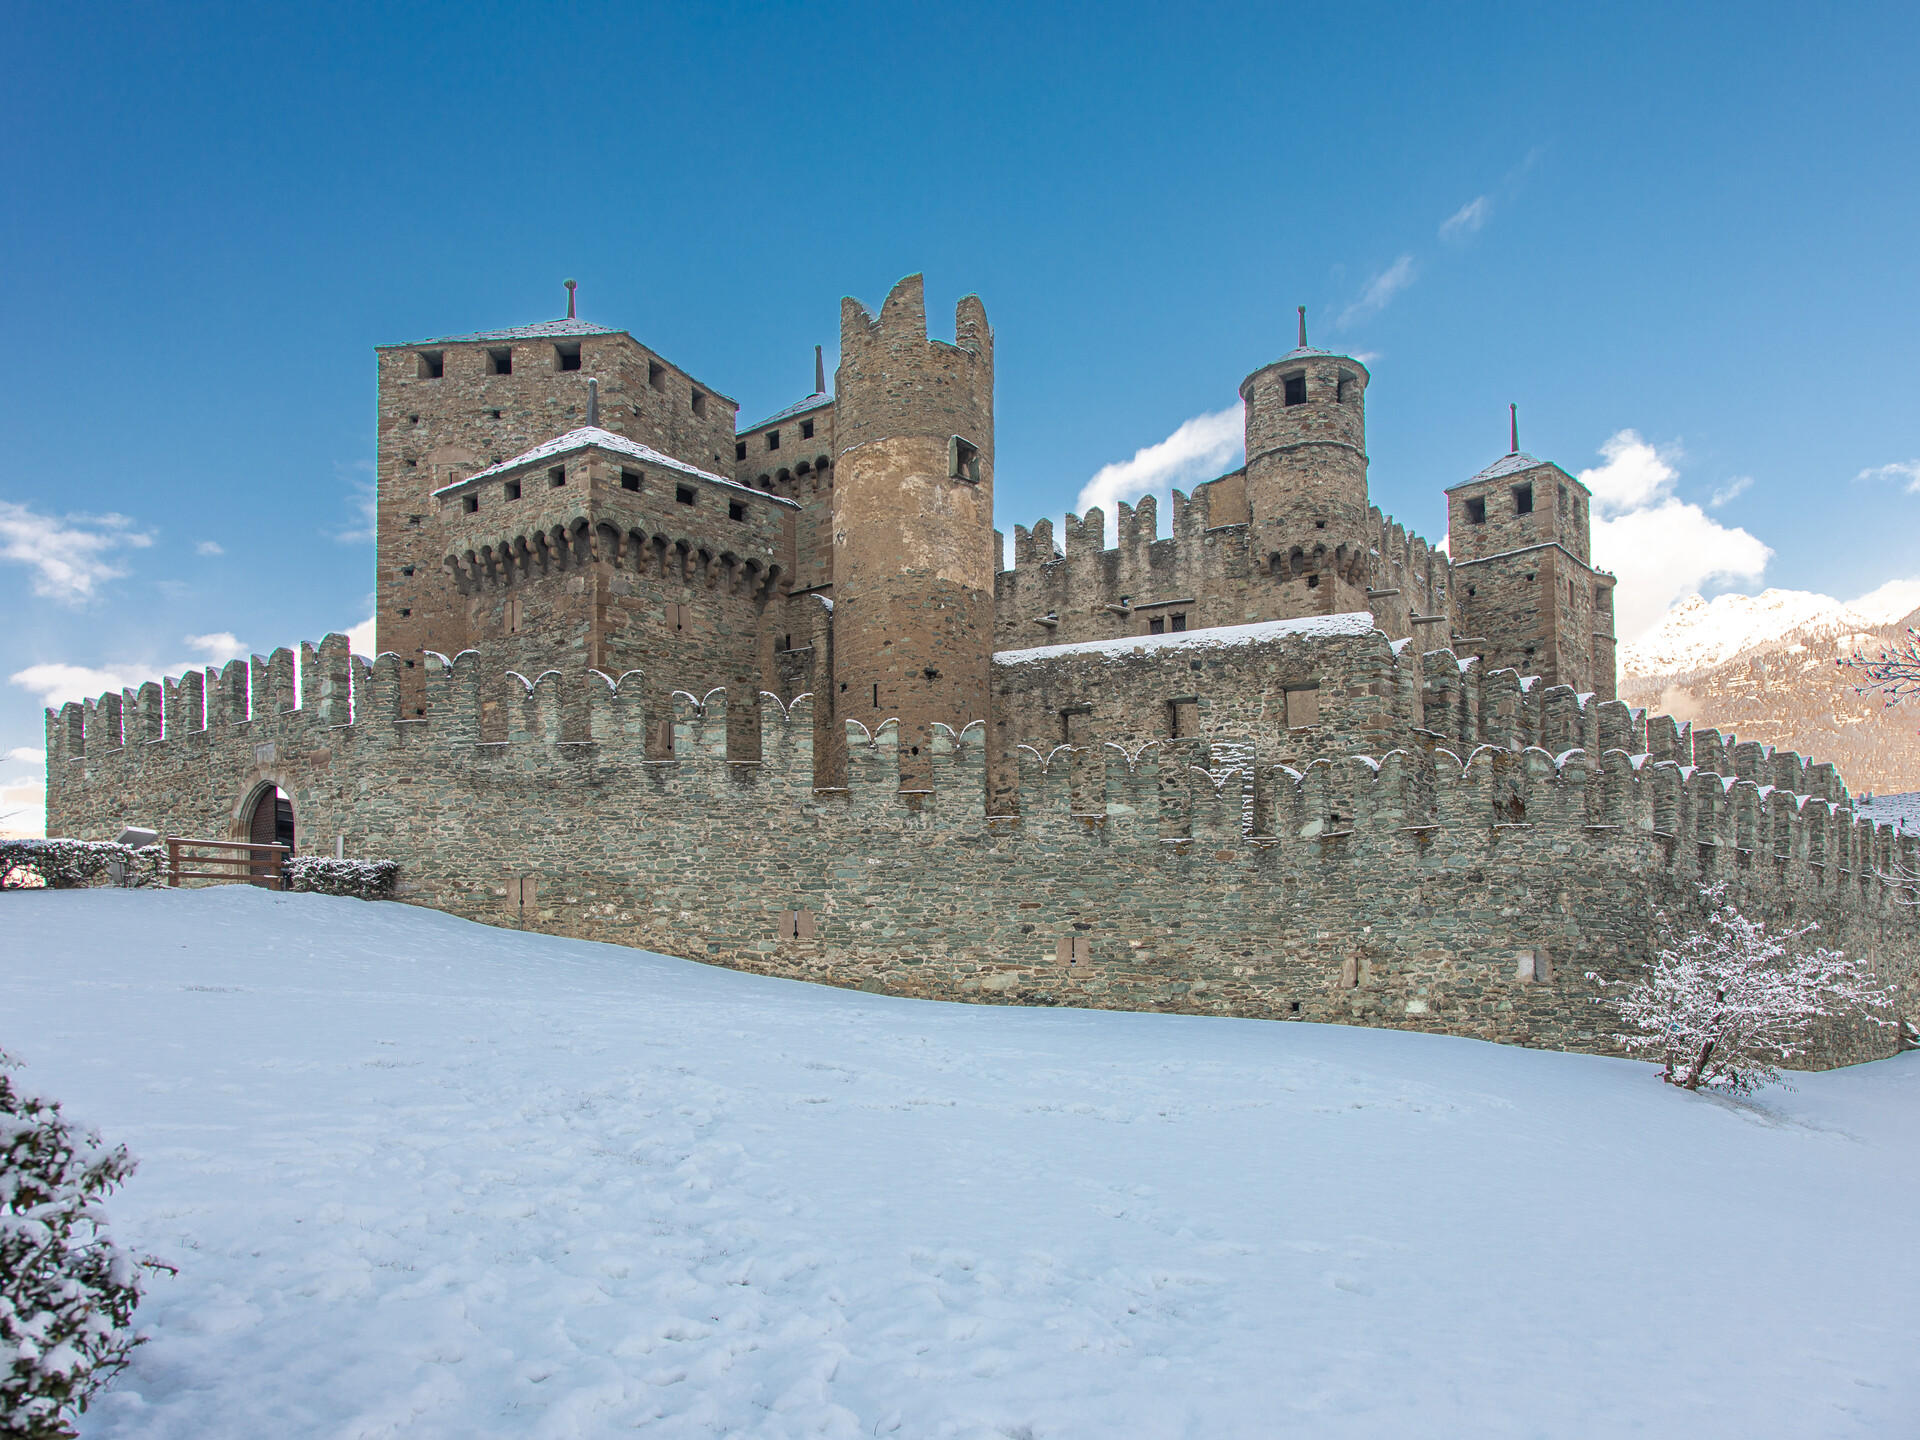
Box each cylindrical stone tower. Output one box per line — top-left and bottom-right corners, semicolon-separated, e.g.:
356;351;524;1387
1240;310;1372;612
831;273;995;787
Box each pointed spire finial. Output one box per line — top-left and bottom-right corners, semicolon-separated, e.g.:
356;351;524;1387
564;278;577;319
587;376;599;428
1510;403;1518;455
1297;305;1308;350
815;344;826;396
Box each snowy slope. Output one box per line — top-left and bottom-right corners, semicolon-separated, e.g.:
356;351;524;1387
4;888;1917;1440
1624;589;1869;676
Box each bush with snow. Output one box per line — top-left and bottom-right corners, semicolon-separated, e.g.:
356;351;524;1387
282;857;398;900
1;1048;168;1439
0;842;162;893
1592;883;1893;1092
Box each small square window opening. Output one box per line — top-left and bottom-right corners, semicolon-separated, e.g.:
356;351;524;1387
1512;482;1534;515
676;486;695;506
735;441;747;461
767;430;780;451
949;435;981;482
548;466;566;488
690;389;707;417
415;350;444;379
486;347;512;376
462;494;478;513
620;469;641;492
503;480;521;501
554;342;581;372
648;362;666;392
1465;497;1487;525
728;501;746;521
801;419;815;439
1149;617;1166;635
1170;614;1187;632
1283;373;1307;406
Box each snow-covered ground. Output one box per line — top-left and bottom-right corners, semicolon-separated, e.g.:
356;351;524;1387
5;888;1916;1439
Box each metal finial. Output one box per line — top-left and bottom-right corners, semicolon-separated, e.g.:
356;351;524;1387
564;278;577;319
815;344;826;396
587;376;598;428
1510;403;1518;455
1297;306;1308;349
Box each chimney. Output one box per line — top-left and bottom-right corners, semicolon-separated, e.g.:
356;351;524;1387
587;376;599;428
815;344;826;396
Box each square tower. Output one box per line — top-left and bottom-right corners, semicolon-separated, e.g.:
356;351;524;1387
1447;453;1617;698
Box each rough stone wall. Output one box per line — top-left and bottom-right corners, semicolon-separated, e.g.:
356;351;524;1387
832;276;994;788
43;637;1919;1071
994;487;1452;655
374;330;739;687
1242;349;1371;586
733;396;836;593
436;441;797;733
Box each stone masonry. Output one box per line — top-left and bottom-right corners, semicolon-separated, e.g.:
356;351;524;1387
42;273;1920;1067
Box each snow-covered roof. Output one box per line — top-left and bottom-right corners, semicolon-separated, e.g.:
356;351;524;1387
1448;452;1584;490
432;427;800;509
739;392;832;436
1855;790;1920;834
994;613;1378;666
387;318;623;347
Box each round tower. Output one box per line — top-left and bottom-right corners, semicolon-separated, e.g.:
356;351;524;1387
1239;308;1372;609
831;273;995;786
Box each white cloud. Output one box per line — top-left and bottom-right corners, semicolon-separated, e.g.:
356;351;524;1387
5;746;45;766
333;460;377;544
1855;459;1920;493
196;539;225;556
1708;475;1753;508
1582;430;1772;644
345;614;377;654
7;633;253;710
1439;196;1489;243
1074;404;1246;522
0;499;153;604
183;632;249;664
1848;576;1920;625
1337;255;1418;329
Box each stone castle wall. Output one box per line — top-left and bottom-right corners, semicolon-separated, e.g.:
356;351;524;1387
44;628;1920;1070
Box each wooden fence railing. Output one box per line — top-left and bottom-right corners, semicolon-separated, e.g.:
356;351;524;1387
166;837;290;890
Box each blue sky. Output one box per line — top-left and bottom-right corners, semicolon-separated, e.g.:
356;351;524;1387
4;1;1919;830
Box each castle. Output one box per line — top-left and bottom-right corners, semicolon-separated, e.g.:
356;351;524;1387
43;275;1919;1064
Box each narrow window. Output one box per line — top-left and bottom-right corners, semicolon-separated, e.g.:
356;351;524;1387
1306;574;1320;588
691;389;708;417
548;466;566;488
873;683;879;709
676;485;695;506
648;362;666;392
801;419;815;439
735;440;747;461
503;479;521;501
1558;482;1569;513
949;435;981;482
398;607;411;617
729;501;746;521
1170;614;1187;632
486;347;512;375
1512;482;1534;515
767;430;781;451
1595;585;1607;609
1465;496;1487;525
1336;372;1354;403
490;409;502;419
401;565;414;576
1149;617;1165;635
620;469;641;492
1283;373;1307;406
408;515;422;526
416;350;444;379
1569;578;1576;607
462;494;478;513
554;342;581;372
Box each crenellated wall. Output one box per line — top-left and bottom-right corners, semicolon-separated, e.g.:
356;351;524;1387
994;479;1455;656
44;627;1919;1070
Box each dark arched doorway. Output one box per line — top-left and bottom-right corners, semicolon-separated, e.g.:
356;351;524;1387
246;785;295;884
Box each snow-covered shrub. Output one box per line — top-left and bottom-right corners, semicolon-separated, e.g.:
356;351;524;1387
0;842;165;893
1591;883;1893;1092
283;857;398;900
1;1048;169;1438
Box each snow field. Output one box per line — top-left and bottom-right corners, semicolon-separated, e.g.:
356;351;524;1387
3;887;1916;1438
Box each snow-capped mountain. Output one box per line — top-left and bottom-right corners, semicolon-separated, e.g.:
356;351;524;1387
1621;586;1919;678
1618;584;1920;796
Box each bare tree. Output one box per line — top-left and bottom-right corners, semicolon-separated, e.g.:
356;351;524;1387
1838;627;1920;712
1590;883;1893;1092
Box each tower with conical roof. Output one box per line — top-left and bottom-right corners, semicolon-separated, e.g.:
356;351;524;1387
1238;307;1373;614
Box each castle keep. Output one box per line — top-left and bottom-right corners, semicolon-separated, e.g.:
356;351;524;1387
44;276;1919;1064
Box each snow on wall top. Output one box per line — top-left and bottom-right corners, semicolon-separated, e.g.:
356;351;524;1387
1854;790;1920;835
993;613;1378;666
739;392;831;437
433;428;801;509
390;318;623;347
